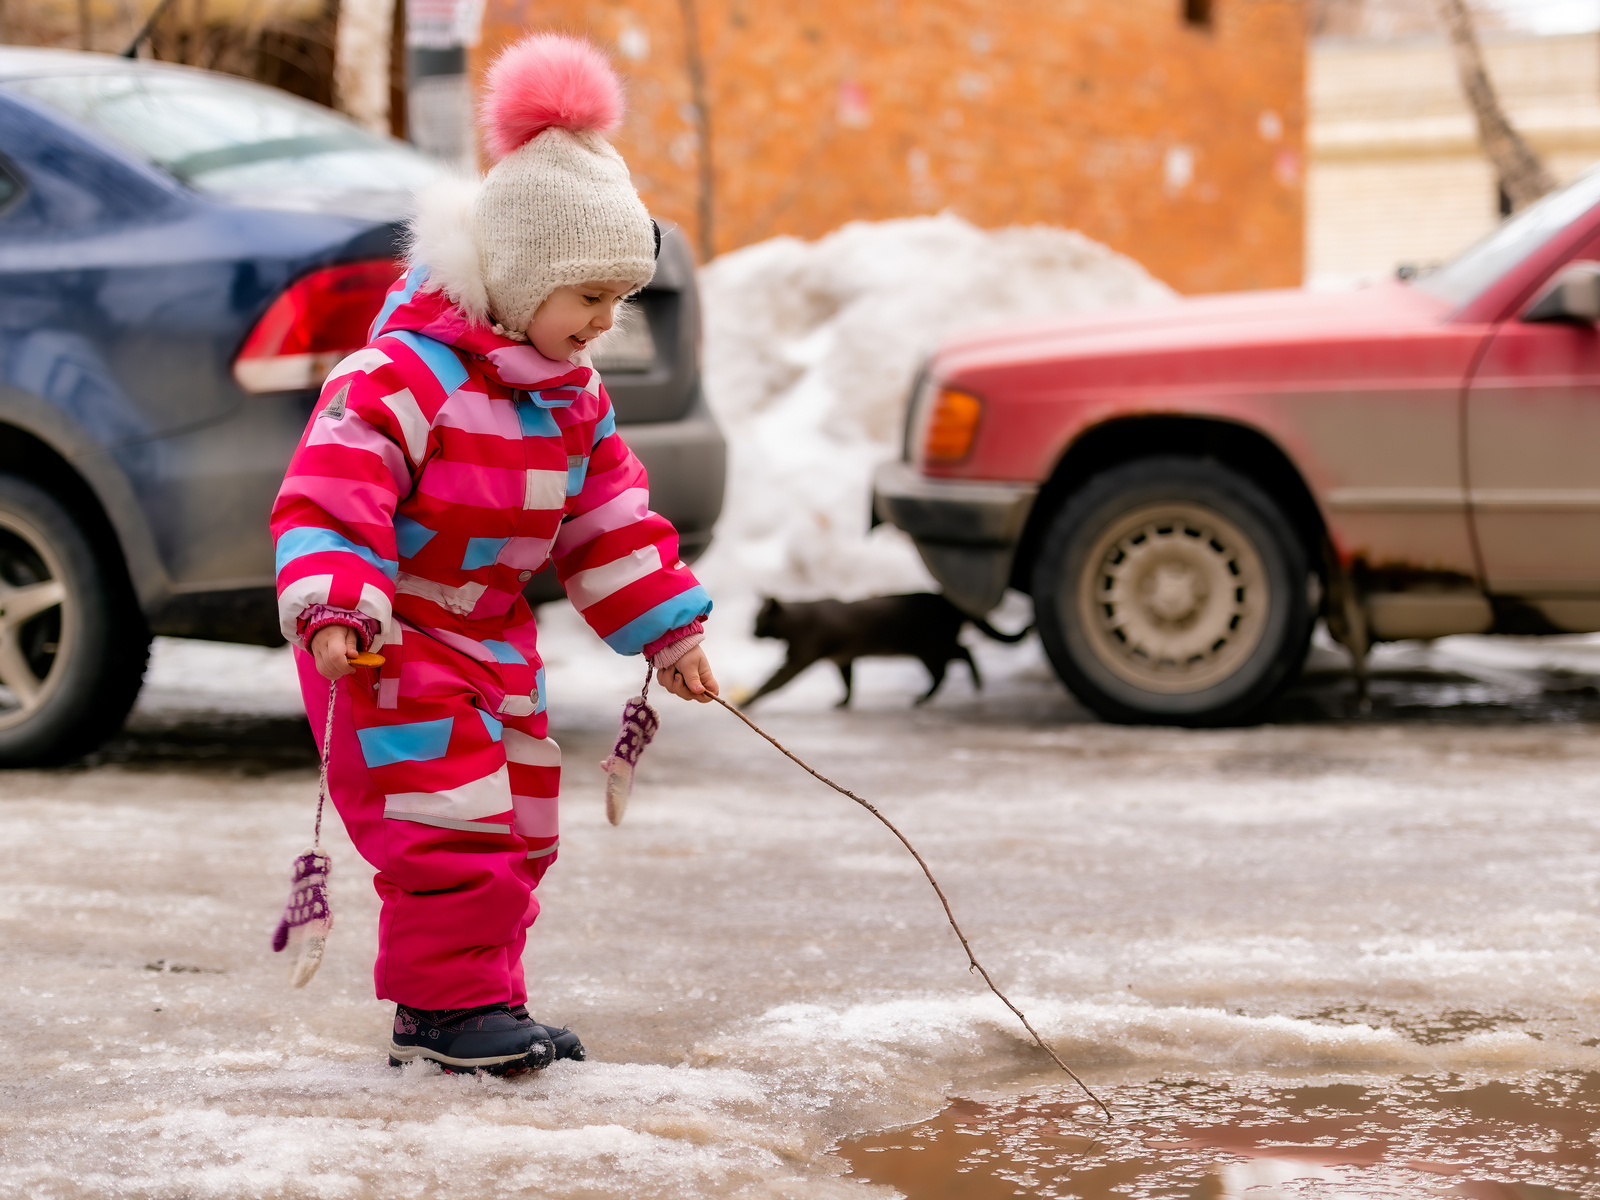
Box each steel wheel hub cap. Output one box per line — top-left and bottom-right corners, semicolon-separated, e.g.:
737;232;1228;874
1077;502;1268;694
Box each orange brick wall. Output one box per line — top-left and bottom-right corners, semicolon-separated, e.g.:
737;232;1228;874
473;0;1305;293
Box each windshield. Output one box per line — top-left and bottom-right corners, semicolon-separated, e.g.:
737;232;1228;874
6;68;440;204
1413;164;1600;306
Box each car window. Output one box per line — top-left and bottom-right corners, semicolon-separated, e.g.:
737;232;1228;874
4;69;439;203
1413;165;1600;307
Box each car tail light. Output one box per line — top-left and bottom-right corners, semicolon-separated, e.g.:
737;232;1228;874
233;259;405;394
921;388;984;463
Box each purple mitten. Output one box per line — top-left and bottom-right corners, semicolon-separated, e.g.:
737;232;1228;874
599;693;660;825
272;847;332;987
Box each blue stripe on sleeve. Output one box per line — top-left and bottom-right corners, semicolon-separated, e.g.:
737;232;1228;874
477;709;504;742
592;407;616;444
531;387;578;409
533;666;547;715
275;526;398;579
395;515;436;559
387;330;469;396
356;716;454;767
599;587;713;656
368;267;428;339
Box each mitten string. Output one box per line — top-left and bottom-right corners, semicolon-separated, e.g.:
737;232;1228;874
314;679;336;848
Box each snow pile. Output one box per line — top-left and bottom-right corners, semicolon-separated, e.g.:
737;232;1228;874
692;213;1174;610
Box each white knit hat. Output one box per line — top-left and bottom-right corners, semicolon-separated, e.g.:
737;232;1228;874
406;34;656;335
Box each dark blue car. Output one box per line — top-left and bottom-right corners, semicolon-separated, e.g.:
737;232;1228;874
0;48;724;763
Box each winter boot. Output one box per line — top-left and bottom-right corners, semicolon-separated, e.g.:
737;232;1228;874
389;1003;555;1074
509;1004;586;1061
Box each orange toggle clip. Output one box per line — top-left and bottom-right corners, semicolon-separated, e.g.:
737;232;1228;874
348;651;386;668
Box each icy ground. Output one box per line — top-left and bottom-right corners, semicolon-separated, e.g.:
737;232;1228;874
3;622;1600;1198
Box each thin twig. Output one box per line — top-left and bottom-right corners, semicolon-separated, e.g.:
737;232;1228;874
710;693;1112;1123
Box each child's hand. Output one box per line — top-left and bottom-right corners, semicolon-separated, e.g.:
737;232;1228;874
310;625;361;681
657;646;719;703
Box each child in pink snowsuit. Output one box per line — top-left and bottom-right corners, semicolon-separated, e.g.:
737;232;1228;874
270;34;717;1074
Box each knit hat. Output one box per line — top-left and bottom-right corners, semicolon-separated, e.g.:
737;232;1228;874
406;34;656;336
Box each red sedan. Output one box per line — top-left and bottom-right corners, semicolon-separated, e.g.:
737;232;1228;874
873;168;1600;725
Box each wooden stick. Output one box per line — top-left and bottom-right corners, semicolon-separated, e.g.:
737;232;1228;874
709;693;1111;1122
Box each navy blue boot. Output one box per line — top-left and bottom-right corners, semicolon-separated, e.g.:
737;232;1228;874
508;1005;586;1061
388;1003;555;1074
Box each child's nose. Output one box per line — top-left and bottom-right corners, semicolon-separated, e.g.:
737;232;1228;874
592;307;616;332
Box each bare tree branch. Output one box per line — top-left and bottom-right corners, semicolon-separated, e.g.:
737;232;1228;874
1434;0;1556;212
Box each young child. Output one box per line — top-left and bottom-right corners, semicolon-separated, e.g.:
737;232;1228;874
270;33;716;1075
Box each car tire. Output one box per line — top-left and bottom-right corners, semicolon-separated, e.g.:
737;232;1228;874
1031;456;1313;726
0;474;150;764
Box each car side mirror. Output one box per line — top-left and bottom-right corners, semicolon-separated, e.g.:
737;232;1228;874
1525;261;1600;323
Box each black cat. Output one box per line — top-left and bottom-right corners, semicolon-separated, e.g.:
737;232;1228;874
748;592;1030;707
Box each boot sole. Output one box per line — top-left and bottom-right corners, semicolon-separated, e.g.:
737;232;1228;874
388;1040;553;1074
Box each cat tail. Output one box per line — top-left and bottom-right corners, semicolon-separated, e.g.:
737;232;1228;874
968;616;1032;644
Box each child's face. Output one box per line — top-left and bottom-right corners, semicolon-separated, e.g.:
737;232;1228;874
525;281;636;362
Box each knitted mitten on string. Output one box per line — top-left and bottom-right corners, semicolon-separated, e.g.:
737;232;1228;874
599;666;659;826
272;847;332;988
272;679;338;987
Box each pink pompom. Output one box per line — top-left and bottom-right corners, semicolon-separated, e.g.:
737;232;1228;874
481;33;624;160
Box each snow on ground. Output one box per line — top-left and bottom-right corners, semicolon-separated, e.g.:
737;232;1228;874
7;219;1600;1196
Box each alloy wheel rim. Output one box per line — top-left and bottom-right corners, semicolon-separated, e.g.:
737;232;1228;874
0;512;73;731
1075;501;1269;695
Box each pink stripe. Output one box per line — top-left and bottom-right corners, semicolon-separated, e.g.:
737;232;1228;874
435;389;520;439
424;627;498;662
417;460;526;509
512;793;559;837
485;343;582;387
278;476;397;531
554;487;649;555
497;536;552;569
571;459;638;511
306;413;410;491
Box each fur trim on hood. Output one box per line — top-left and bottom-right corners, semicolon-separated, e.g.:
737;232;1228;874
405;173;490;327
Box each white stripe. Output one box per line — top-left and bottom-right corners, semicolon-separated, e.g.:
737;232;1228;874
504;728;560;767
396;572;485;616
384;764;511;823
278;573;334;645
497;695;537;717
524;469;567;510
566;545;662;611
525;842;559;860
383;811;511;835
380;388;429;463
357;581;394;648
331;347;393;377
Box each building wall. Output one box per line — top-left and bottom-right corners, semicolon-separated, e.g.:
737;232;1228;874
1308;31;1600;288
474;0;1306;293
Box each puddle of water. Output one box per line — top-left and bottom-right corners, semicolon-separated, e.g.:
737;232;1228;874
835;1071;1599;1199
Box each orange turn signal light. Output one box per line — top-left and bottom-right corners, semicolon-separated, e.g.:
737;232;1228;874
923;388;983;462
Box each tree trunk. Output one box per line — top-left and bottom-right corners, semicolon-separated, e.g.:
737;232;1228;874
334;0;395;134
677;0;715;263
1434;0;1556;212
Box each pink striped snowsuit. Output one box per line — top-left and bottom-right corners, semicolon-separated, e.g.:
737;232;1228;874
271;269;710;1009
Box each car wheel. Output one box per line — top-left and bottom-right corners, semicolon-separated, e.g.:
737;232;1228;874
1032;456;1313;726
0;475;150;764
